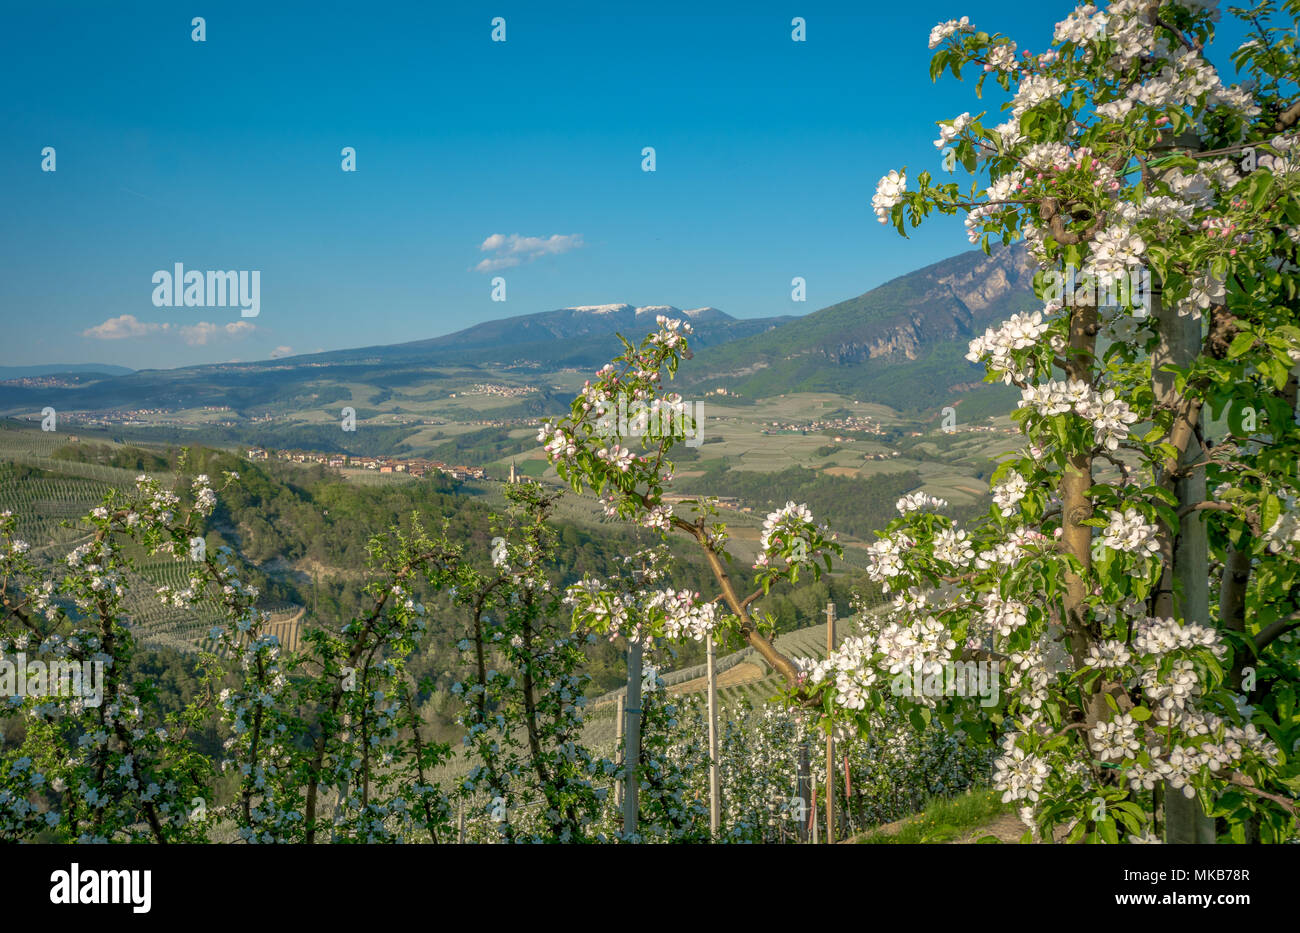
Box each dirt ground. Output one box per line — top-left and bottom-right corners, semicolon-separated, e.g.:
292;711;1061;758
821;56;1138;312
851;808;1071;844
950;812;1030;843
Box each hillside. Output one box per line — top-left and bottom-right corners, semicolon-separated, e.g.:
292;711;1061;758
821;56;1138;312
0;304;790;416
0;363;134;380
686;246;1037;415
0;248;1040;445
386;304;734;351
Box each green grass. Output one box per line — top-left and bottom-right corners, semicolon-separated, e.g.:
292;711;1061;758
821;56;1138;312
515;458;549;478
854;788;1008;844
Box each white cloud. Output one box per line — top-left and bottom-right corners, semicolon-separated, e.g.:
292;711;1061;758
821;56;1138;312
475;232;584;273
270;345;294;359
178;321;256;346
82;315;257;347
81;314;163;340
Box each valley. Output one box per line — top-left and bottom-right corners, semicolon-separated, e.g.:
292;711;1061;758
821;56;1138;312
0;246;1031;684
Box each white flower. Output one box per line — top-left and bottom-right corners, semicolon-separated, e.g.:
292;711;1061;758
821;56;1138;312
1019;380;1137;450
1100;508;1159;557
1089;714;1139;761
195;487;217;515
1054;4;1109;45
1084;640;1132;671
595;444;635;472
985;44;1018;74
1262;496;1300;554
649;589;719;641
865;534;911;589
1133;616;1225;659
974;539;1025;570
873;170;907;224
1076;388;1139;450
928;16;972;49
1096;97;1134;121
639;503;673;533
980;593;1029;638
1180;269;1225;318
966;312;1049;383
1086;224;1146;279
1141;658;1201;712
896;491;948;515
1011;75;1066;116
1164;168;1214;209
993;746;1050;803
932;527;975;567
992;470;1028;516
934;112;972;149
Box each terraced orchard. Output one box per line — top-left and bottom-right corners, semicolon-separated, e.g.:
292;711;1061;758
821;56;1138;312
0;424;304;656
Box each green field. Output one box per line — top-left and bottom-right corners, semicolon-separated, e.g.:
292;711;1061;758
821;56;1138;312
0;368;1012;654
0;422;286;654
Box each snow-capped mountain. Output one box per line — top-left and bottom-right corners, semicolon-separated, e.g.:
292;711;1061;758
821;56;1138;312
350;303;760;361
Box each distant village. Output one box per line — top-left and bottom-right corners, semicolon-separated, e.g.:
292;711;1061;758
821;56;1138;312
54;408;238;429
455;383;537;399
663;493;751;513
244;447;487;481
761;415;885;436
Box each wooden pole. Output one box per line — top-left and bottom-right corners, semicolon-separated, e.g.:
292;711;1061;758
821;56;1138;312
843;753;854;837
456;800;466;844
706;633;721;837
797;728;811;843
622;639;642;838
1153;277;1216;844
810;783;819;845
1145;132;1215;845
825;601;836;843
614;692;625;810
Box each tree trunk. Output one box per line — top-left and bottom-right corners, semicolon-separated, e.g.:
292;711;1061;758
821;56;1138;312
1060;305;1108;728
1151;283;1216;844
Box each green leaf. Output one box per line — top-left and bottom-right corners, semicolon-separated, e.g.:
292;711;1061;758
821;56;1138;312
930;52;945;83
1263;495;1281;534
1250;172;1277;211
1130;706;1152;722
1227;331;1256;359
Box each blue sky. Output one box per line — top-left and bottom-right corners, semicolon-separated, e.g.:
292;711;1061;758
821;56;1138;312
0;1;1250;369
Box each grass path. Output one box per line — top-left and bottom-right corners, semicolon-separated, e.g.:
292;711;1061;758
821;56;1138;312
849;788;1082;843
851;789;1013;844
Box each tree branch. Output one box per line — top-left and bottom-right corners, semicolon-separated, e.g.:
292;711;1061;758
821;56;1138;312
1229;772;1298;816
1254;613;1300;653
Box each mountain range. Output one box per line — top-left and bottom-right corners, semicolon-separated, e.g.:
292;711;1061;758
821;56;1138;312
0;247;1036;418
0;363;135;380
686;246;1036;413
294;303;793;368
